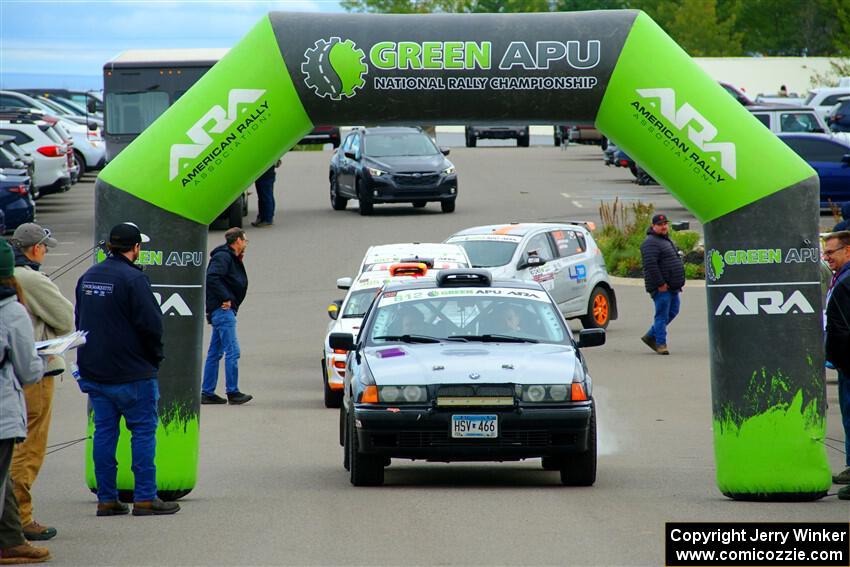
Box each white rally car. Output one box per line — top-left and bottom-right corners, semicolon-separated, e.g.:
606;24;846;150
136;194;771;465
446;223;617;328
322;263;437;408
354;242;471;275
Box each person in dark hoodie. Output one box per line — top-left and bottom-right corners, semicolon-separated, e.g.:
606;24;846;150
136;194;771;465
639;214;685;355
201;227;251;405
833;202;850;232
75;222;179;517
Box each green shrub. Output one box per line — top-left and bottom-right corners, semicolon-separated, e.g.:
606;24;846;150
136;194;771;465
684;262;705;280
670;230;701;254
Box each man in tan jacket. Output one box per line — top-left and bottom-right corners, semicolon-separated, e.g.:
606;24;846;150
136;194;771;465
9;223;74;541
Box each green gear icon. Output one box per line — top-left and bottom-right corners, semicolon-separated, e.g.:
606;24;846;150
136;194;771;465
302;37;367;101
706;249;725;281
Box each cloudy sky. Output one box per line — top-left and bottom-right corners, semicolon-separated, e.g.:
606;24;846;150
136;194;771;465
0;0;344;89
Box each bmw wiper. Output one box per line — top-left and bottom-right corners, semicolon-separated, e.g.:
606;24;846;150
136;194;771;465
373;334;442;344
451;334;539;344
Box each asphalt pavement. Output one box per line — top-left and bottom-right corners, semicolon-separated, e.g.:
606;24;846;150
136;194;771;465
29;144;848;566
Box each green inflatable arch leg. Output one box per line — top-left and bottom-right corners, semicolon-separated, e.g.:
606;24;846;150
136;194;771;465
94;10;829;501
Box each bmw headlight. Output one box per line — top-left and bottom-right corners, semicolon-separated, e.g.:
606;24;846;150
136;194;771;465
367;167;387;177
379;385;428;403
519;384;571;403
442;165;456;175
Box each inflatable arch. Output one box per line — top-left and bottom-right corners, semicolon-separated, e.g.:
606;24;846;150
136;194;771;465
93;10;829;501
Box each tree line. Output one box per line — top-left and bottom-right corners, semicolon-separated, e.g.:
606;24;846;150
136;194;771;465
341;0;850;58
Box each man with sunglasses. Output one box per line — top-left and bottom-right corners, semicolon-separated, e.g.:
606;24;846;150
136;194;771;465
8;224;74;541
823;231;850;499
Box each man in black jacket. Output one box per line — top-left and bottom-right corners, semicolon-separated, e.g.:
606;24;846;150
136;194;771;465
75;222;179;517
639;214;685;355
823;231;850;499
201;227;251;405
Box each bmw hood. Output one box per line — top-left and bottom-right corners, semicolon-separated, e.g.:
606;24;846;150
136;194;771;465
364;343;577;385
366;155;449;173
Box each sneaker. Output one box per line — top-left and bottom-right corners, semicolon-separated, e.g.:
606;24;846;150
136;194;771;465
839;485;850;500
833;467;850;484
201;392;227;405
227;392;253;405
132;499;180;516
640;334;656;352
22;522;56;541
655;344;670;355
250;220;273;228
96;501;129;517
0;542;51;563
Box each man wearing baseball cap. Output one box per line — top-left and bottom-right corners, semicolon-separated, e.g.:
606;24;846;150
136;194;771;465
75;222;179;517
639;214;685;355
8;223;74;541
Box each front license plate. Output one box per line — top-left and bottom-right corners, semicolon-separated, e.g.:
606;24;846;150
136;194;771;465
451;415;498;438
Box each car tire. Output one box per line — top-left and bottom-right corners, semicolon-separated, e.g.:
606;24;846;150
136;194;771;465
322;358;342;409
30;184;41;201
541;457;561;471
412;201;427;208
465;134;477;148
518;134;530;147
330;175;348;211
74;150;87;173
226;199;242;228
349;411;384;486
580;286;611;329
559;400;596;486
441;199;456;213
357;179;373;216
601;137;608;151
628;163;638;178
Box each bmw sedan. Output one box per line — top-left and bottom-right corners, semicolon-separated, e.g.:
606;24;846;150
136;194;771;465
330;269;604;487
329;127;458;215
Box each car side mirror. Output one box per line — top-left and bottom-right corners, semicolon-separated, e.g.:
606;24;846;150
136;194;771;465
344;150;356;160
842;153;850;166
87;99;96;114
518;255;546;270
577;329;605;348
87;121;98;131
329;332;356;352
440;147;451;156
327;299;343;320
336;277;352;290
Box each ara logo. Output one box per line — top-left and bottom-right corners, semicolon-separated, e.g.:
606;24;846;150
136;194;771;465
168;89;266;181
714;290;814;316
636;88;736;180
302;38;368;100
153;292;193;317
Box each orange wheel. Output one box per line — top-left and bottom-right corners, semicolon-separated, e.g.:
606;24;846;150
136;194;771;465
592;294;609;325
581;287;611;329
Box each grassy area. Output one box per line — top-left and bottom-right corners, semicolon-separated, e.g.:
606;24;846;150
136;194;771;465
594;198;704;279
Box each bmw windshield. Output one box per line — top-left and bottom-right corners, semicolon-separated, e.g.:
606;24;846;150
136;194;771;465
364;133;440;158
366;288;570;345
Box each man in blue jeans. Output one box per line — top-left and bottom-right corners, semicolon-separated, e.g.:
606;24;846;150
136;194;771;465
75;222;179;516
202;227;252;405
251;160;280;228
639;214;685;355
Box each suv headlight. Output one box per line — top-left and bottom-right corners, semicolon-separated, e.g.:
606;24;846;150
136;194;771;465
367;167;387;177
379;385;428;403
442;165;456;175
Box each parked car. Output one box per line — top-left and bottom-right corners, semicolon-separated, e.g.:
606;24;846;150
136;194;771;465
568;125;605;147
828;96;850;133
15;89;104;115
332;269;605;486
299;126;340;148
353;242;470;276
445;223;617;329
803;77;850;121
777;133;850;208
0;112;72;196
755;93;806;106
329;127;458;215
31;94;102;130
465;125;529;147
0;170;35;231
748;105;829;134
719;81;756;106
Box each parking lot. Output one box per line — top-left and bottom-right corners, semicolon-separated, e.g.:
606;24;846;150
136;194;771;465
29;143;848;565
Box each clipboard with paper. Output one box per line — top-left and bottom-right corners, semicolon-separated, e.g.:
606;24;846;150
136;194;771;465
35;331;87;357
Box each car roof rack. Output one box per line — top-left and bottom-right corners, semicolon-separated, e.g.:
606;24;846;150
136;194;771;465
436;269;492;287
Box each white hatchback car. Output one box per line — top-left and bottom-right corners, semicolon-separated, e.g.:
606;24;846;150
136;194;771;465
322;262;435;408
446;223;617;328
0;118;72;196
353;242;471;276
